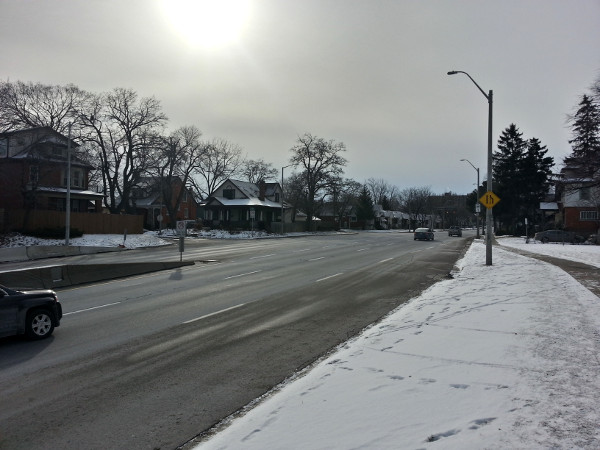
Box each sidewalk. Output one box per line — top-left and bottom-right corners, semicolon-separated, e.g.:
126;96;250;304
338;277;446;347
193;239;600;449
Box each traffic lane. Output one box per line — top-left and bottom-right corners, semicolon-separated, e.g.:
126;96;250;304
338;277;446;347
0;232;461;375
0;237;471;450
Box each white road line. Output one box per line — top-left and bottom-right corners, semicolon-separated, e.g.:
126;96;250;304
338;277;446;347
183;303;246;324
316;273;343;282
64;302;121;315
249;254;275;259
378;258;394;263
356;248;368;252
309;257;325;261
224;270;261;280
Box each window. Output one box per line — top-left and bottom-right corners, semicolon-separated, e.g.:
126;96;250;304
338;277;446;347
183;190;188;202
29;166;39;184
580;210;598;221
223;189;235;199
63;169;84;188
184;208;189;219
275;193;280;203
579;187;591;200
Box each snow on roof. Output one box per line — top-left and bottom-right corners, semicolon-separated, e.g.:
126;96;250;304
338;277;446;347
35;186;104;197
208;197;282;208
540;202;559;210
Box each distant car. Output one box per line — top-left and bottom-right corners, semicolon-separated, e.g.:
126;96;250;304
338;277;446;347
448;226;462;237
0;285;62;339
534;229;584;244
414;227;434;241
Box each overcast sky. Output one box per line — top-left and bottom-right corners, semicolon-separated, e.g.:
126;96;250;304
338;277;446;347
2;0;599;194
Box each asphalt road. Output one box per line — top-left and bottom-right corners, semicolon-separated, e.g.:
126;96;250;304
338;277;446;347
0;231;472;450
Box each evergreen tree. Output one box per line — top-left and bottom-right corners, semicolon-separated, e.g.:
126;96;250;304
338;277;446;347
493;124;554;234
355;185;375;228
565;94;600;186
521;138;554;224
493;124;526;233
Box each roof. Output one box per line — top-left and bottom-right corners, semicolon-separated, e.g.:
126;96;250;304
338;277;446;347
206;197;282;208
540;202;559;211
33;186;105;198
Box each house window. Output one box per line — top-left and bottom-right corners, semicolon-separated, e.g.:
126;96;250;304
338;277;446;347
579;187;591;201
223;189;235;199
183;190;188;202
580;210;598;221
275;193;280;203
52;146;64;157
63;169;84;188
184;208;189;219
29;166;39;184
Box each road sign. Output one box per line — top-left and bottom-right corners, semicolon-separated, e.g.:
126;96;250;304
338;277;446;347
176;220;186;236
479;191;500;209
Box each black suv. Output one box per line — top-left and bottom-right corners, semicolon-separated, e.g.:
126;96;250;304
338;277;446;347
448;226;462;237
0;285;62;339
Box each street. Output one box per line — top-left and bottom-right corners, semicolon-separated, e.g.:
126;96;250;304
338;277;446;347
0;231;472;450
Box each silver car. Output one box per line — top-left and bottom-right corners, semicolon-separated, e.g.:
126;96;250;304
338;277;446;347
534;229;584;244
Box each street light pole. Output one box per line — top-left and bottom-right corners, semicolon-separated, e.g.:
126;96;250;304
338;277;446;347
281;165;291;234
460;158;480;239
448;70;493;265
65;123;73;246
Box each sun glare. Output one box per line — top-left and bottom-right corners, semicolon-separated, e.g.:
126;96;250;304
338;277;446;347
160;0;251;49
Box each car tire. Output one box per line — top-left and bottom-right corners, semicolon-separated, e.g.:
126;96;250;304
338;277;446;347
25;308;55;339
541;237;549;244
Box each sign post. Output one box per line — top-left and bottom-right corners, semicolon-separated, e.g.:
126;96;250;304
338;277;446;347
176;221;186;262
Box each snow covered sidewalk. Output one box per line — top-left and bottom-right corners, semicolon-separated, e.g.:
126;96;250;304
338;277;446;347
196;240;600;449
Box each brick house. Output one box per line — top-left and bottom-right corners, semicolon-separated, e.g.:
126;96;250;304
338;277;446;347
0;127;104;231
131;176;198;230
556;164;599;236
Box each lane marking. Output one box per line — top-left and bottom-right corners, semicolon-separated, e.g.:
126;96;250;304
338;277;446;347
183;303;246;324
64;302;121;315
309;257;325;261
378;258;394;263
316;273;343;282
249;254;275;259
224;270;261;280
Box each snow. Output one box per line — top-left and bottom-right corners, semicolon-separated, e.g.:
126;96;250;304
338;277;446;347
194;237;600;450
2;231;599;448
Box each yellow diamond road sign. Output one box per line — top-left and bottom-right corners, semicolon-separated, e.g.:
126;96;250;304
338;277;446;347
479;191;500;209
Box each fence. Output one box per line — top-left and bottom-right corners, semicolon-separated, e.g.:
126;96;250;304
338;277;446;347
2;209;144;235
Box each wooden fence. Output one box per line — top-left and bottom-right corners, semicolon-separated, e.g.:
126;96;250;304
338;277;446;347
2;209;144;235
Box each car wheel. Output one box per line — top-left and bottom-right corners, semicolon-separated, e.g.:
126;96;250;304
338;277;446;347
25;309;55;339
541;237;549;244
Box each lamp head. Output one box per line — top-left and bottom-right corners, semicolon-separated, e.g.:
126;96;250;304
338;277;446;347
447;71;458;75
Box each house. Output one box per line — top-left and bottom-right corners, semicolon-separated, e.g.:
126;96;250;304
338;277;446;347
131;176;198;230
201;179;285;231
555;164;599;236
0;127;109;232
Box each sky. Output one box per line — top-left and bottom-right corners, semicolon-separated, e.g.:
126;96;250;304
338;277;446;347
2;0;600;195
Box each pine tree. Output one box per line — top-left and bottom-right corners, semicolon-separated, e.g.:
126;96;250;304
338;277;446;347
521;138;554;222
493;124;526;233
565;94;600;186
493;124;554;234
355;185;375;228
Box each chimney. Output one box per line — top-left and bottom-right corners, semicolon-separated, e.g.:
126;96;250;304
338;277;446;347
258;181;266;201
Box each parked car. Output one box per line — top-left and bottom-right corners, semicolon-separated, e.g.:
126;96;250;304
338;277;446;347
448;226;462;237
414;228;434;241
0;285;62;339
534;229;584;244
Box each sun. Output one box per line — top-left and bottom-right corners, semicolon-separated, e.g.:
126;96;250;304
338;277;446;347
159;0;251;49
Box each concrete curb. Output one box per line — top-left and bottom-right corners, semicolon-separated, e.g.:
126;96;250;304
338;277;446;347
0;261;195;290
0;245;124;263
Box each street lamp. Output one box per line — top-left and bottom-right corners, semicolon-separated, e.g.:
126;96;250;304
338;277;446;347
448;70;493;265
65;123;73;246
460;158;480;239
281;165;292;234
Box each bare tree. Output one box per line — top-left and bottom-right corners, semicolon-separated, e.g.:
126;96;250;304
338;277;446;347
151;126;206;223
365;178;400;209
241;158;278;184
328;177;362;229
289;133;347;230
194;138;243;198
80;88;167;213
0;80;88;134
399;186;433;230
